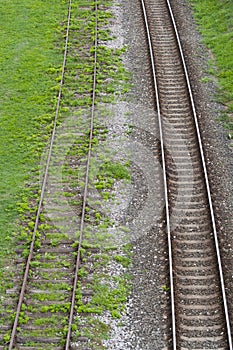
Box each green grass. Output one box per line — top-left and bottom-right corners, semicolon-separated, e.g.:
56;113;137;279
189;0;233;131
0;1;67;267
0;0;130;346
0;1;132;346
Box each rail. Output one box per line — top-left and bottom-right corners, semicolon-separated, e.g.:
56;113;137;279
64;0;98;347
165;0;232;348
140;0;177;347
8;0;73;348
140;0;232;348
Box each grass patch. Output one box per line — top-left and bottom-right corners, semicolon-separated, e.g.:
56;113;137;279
0;0;67;274
189;0;233;132
0;0;132;347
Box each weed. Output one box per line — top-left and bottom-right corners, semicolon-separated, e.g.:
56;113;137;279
162;285;170;292
113;255;131;268
0;0;132;347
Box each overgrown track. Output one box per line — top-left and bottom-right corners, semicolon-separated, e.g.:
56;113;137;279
3;0;99;349
141;0;233;348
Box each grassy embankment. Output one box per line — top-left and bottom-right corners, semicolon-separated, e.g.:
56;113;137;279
189;0;233;136
0;1;132;345
0;1;66;275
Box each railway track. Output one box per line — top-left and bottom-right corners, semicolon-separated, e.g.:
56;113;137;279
1;0;232;348
140;0;233;348
0;0;100;349
0;0;132;347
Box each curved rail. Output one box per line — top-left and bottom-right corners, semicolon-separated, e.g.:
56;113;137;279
8;1;73;349
64;0;99;348
140;0;232;348
165;1;232;348
140;0;177;348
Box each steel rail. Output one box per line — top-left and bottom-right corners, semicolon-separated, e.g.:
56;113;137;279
8;0;73;348
166;1;232;348
140;0;177;348
64;1;99;348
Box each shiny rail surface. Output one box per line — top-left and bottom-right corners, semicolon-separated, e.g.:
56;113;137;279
140;0;232;348
7;0;99;349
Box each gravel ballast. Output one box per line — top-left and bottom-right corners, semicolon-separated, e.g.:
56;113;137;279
105;0;233;350
96;0;233;348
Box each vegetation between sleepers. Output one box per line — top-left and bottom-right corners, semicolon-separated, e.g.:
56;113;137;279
1;0;132;347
